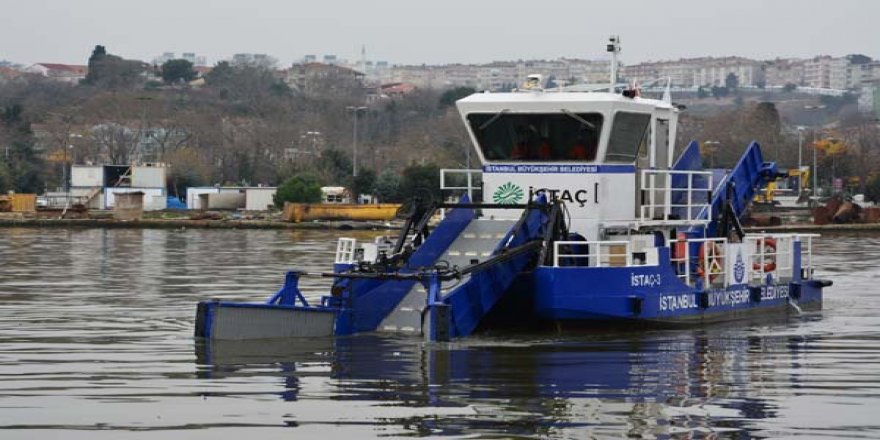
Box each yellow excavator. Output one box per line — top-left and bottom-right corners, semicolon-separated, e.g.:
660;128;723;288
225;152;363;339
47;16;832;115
755;167;810;205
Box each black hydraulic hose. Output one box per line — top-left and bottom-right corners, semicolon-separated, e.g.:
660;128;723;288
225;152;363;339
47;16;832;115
302;240;543;283
454;240;543;279
393;204;419;254
537;203;562;266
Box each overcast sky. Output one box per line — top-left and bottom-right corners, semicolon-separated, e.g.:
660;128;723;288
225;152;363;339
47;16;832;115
1;0;876;67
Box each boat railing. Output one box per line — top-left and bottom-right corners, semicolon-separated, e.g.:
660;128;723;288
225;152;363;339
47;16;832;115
553;240;633;268
335;237;357;264
745;233;819;281
669;233;819;287
673;237;728;287
639;169;713;226
440;169;482;202
745;234;790;281
798;233;818;280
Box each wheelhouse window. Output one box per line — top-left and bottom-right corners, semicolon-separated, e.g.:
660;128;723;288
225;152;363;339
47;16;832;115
467;112;604;162
606;112;651;163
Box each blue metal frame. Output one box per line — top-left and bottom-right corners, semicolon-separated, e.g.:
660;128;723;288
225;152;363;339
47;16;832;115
265;271;310;307
341;201;476;335
436;204;547;339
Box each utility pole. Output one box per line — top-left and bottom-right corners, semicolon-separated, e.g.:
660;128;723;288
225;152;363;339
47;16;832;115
805;105;826;199
135;96;153;163
346;106;367;178
797;126;805;196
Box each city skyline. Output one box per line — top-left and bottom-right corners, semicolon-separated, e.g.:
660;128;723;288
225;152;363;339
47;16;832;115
1;0;877;68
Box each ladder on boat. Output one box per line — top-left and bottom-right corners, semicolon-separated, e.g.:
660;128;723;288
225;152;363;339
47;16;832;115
378;219;516;334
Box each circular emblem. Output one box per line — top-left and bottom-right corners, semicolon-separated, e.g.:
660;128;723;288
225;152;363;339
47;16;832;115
493;182;524;204
734;250;745;284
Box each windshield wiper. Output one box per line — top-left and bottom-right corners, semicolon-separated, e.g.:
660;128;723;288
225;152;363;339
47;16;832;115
477;109;509;131
561;109;596;130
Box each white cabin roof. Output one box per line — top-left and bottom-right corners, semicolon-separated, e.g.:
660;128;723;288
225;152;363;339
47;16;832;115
456;91;674;115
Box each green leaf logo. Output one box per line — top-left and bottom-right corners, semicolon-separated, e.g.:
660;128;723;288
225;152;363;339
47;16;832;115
493;182;524;204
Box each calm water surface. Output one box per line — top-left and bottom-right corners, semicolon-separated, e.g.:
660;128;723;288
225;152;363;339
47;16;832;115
1;227;879;439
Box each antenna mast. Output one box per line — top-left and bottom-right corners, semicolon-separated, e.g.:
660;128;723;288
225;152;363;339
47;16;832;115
607;35;621;92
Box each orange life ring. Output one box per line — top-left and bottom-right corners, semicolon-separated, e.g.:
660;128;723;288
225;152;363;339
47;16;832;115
696;242;723;282
753;237;777;272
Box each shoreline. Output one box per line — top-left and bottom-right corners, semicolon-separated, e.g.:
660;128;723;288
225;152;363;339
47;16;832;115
0;217;399;230
2;217;880;233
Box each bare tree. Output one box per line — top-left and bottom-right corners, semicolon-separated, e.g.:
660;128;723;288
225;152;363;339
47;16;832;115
91;122;139;164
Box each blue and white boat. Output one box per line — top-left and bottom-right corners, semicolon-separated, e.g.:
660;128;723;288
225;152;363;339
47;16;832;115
196;38;831;342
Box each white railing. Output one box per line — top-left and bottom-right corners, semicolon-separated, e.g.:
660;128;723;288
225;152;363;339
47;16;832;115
798;233;819;280
668;234;692;284
440;169;482;202
745;233;819;281
691;237;727;287
335;237;357;264
553;240;633;268
668;236;729;287
745;235;791;281
668;233;819;287
640;169;713;225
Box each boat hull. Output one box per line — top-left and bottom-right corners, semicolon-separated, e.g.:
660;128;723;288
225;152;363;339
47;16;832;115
533;264;826;325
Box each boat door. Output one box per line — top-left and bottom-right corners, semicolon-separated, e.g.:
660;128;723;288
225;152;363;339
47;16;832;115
636;114;672;220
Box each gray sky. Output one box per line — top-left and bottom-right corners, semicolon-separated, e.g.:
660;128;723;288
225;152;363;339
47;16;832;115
1;0;876;67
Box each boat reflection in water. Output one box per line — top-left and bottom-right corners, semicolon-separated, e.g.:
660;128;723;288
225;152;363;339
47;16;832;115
196;326;813;437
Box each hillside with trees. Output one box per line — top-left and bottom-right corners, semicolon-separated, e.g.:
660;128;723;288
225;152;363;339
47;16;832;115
1;45;879;200
0;46;470;201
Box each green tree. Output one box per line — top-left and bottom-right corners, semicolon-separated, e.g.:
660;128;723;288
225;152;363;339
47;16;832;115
84;45;107;85
7;141;43;192
848;54;872;65
725;72;739;90
84;45;147;89
0;104;43;193
319;149;352;184
161;59;197;84
697;86;708;99
711;86;729;98
203;60;292;113
351;168;376;201
439;87;476;108
373;170;402;202
274;174;322;207
399;163;441;204
205;61;234;86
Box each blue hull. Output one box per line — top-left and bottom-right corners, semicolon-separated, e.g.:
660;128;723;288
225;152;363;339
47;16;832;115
533;264;825;325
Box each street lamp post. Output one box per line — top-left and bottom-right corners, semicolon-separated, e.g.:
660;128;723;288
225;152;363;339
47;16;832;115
346;106;367;178
796;126;805;196
63;133;82;193
796;126;804;171
805;105;826;199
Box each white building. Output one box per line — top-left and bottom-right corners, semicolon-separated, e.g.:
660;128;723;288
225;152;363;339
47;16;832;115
70;164;168;211
25;63;88;84
186;187;277;211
